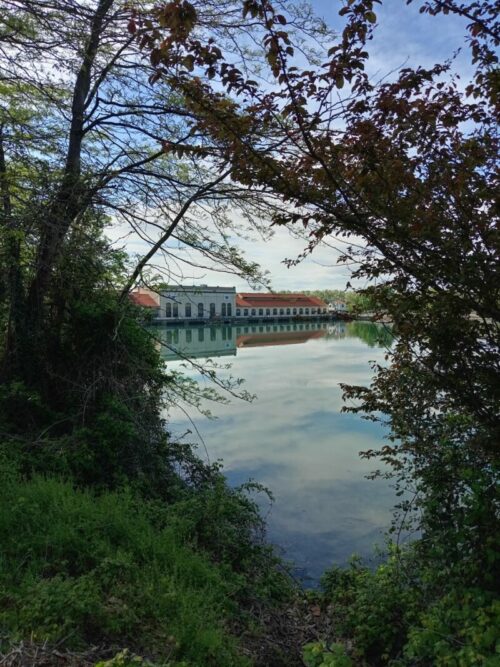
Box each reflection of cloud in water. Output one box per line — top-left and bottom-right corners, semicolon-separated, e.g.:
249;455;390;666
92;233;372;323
163;321;395;584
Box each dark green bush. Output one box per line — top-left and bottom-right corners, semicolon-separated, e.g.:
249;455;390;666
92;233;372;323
0;466;252;666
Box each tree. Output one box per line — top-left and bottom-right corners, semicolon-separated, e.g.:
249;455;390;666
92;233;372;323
138;0;499;447
137;2;500;652
2;0;327;383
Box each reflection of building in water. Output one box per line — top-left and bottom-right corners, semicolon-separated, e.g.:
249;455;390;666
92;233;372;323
155;320;374;361
157;325;237;360
326;321;347;338
236;322;329;347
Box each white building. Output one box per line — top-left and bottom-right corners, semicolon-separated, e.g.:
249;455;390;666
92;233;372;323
328;300;348;314
158;285;236;321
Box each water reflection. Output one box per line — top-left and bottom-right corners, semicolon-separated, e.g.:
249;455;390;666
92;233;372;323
159;320;395;585
155;320;393;361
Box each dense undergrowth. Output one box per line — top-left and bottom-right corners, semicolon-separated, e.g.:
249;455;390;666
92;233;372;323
0;291;296;666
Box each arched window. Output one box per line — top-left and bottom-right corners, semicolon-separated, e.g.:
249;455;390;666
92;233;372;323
279;308;284;315
292;308;297;315
258;308;263;316
198;303;203;318
244;309;248;316
172;303;178;318
299;308;303;315
227;303;232;316
210;302;216;317
273;308;277;315
185;303;191;317
165;302;172;317
305;308;309;315
236;309;241;316
221;303;226;317
286;308;291;315
251;308;256;316
266;308;270;316
311;308;316;315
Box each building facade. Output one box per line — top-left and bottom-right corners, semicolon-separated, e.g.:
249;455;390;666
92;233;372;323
235;293;328;319
328;300;348;314
158;285;236;321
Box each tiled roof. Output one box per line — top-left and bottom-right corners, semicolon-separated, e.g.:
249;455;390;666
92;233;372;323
236;293;327;309
129;292;159;308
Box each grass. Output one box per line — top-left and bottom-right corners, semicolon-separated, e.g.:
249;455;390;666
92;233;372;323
0;467;252;666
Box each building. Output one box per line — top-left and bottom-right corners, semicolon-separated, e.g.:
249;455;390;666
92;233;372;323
235;293;328;319
129;287;161;316
158;285;236;321
328;300;348;314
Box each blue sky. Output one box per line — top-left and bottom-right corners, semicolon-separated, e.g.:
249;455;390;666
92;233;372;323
119;1;472;293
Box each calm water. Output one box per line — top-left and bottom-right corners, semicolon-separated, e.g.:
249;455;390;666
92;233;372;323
157;320;396;584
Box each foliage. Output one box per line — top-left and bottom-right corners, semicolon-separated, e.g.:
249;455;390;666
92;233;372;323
303;642;352;667
0;463;295;666
320;546;500;666
136;4;499;664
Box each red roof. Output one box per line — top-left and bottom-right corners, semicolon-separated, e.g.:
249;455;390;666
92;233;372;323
236;293;327;310
129;292;159;308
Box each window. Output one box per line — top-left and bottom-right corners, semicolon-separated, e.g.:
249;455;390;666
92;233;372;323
186;329;192;343
311;308;316;315
210;302;216;317
266;308;270;316
286;308;291;315
227;303;232;316
305;308;309;314
198;328;204;342
236;309;241;316
251;308;256;316
279;308;284;315
221;303;226;317
292;308;297;315
258;308;263;316
299;308;303;315
185;303;191;317
198;303;203;318
273;308;277;315
172;303;178;318
165;302;172;317
244;309;248;316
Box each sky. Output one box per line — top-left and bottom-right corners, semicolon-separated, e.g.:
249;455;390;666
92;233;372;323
115;1;472;293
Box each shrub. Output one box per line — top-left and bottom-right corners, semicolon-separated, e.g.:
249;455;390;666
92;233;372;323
0;469;252;666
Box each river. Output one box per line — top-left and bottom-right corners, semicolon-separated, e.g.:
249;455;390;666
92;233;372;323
156;320;396;585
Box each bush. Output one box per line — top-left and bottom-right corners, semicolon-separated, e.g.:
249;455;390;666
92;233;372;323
0;468;252;666
320;547;500;666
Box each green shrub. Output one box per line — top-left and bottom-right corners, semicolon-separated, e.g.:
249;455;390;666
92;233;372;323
303;641;352;667
0;469;251;666
405;591;500;666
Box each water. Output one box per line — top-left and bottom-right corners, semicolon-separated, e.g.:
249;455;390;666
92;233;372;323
156;320;396;584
